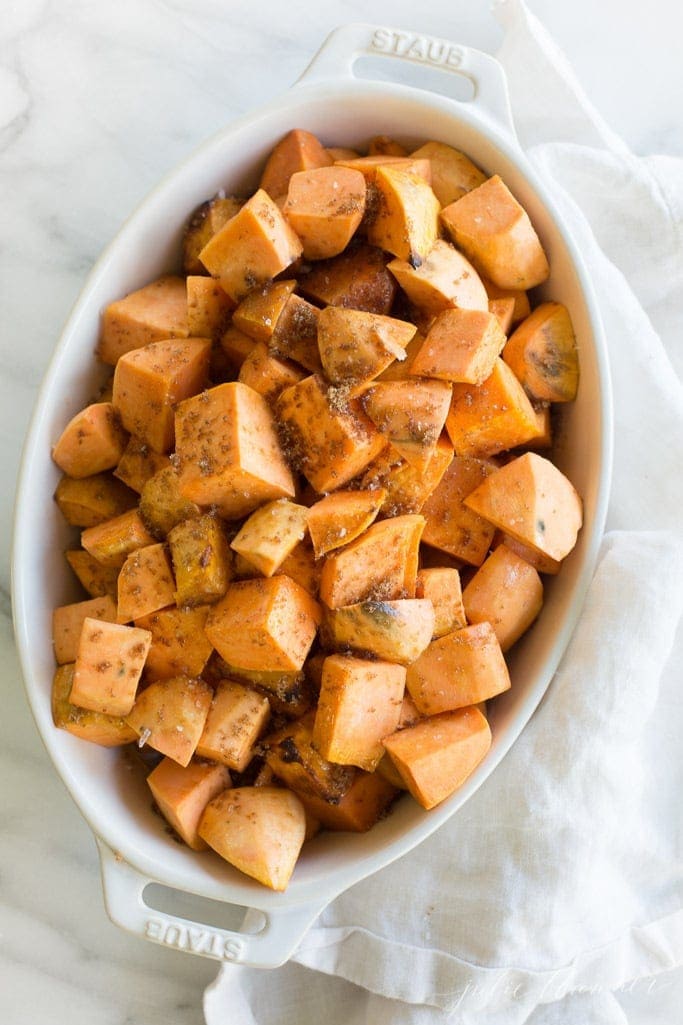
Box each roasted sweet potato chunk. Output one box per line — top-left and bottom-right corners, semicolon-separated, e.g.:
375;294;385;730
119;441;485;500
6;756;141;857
502;302;579;402
167;514;232;607
462;544;543;651
388;240;488;317
52;663;137;747
260;128;333;200
230;500;309;577
197;679;270;772
70;618;151;716
148;757;232;850
298;242;396;315
125;675;213;766
410;141;486;205
421;455;498;566
54;472;137;528
322;598;435;665
317;307;415;385
52;403;128;479
284;166;366;259
99;275;189;365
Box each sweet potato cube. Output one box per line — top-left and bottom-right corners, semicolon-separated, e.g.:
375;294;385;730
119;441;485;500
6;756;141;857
52;402;128;479
125;675;212;766
81;509;156;569
135;605;214;680
65;549;119;598
117;543;176;623
230;500;309;577
307;489;384;558
322;599;435;666
421;455;498;566
502;302;579;402
205;576;321;672
375;332;425;382
147;757;231;851
268;294;322;373
139;466;201;538
284;166;366;259
196;680;270;772
276;374;384;493
232;279;296;342
114;438;171;494
175;381;295;518
264;712;354;801
70;618;151;716
462;544;543;651
112;337;211;454
367;165;440;264
53;595;117;664
361;435;454;516
237;342;306;402
463;452;583;561
489;297;516;335
482;277;530;324
388;240;488;317
317;307;416;385
52;663;137;746
298;242;396;315
199;190;303;302
498;532;562;575
183;196;244;275
198;786;306;891
167;514;233;607
384;706;491;809
54;472;137;527
416;567;466;638
98;275;189;365
369;136;408;156
260;128;333;200
441;175;549;290
319;514;425;609
446;358;541;457
313;655;406;771
360;379;452;471
295;770;398;832
412;308;506;386
186;277;234;338
218;324;256;372
406;622;511;715
335;154;432;185
326;146;360;161
410;141;486;206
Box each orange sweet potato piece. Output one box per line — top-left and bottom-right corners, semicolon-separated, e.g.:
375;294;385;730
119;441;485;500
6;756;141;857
406;622;511;715
334;154;432;185
52;663;137;747
54;472;137;527
70;618;151;716
497;532;562;575
186;276;234;337
126;675;213;766
135;605;214;680
218;324;256;372
360;379;452;471
421;455;498;565
167;514;233;607
416;567;466;638
488;297;516;335
175;381;295;518
264;712;354;802
317;306;415;385
368;136;408;157
375;332;425;382
65;549;119;598
295;770;398;832
360;434;454;516
387;239;488;317
117;543;176;623
52;402;128;479
383;706;491;809
205;576;321;672
312;654;406;771
326;146;360;161
230;499;309;577
441;175;549;290
462;544;543;652
53;595;118;664
81;509;156;569
183;196;244;275
502;302;579;402
267;294;322;373
147;757;231;851
114;438;171;494
98;275;189;365
237;342;306;402
319;514;425;608
445;358;541;457
138;466;201;538
463;451;583;562
367;165;440;264
307;489;384;558
112;337;211;454
275;540;321;597
322;598;435;666
284;166;366;259
198;786;306;891
481;277;530;325
199;190;303;302
276;374;384;493
410;141;486;205
196;679;270;772
260;129;333;200
232;279;296;342
411;308;506;385
298;242;396;315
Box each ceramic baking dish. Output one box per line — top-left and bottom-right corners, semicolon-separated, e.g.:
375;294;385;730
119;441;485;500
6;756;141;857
12;22;612;969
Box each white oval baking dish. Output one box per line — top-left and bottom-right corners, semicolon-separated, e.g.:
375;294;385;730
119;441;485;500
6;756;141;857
12;22;612;969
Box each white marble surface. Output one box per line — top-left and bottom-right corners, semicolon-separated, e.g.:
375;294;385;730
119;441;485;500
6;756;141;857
2;1;682;1022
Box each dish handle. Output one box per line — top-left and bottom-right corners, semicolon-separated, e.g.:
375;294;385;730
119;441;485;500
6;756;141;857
296;22;515;138
96;840;327;968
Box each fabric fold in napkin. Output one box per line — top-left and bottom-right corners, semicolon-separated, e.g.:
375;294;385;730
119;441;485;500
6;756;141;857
205;2;683;1021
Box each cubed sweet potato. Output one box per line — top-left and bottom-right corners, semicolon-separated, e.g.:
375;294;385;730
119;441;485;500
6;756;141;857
502;302;579;402
237;343;306;402
416;567;466;638
421;455;498;566
186;276;234;338
360;379;452;471
367;165;440;264
387;240;488;317
410;141;486;205
54;472;137;528
52;403;128;479
307;489;384;558
230;499;309;577
411;308;506;385
65;549;119;598
298;242;396;315
497;532;562;575
317;306;415;385
196;679;270;772
284;166;366;259
139;466;201;539
147;757;232;850
489;297;516;335
445;358;541;457
114;438;171;494
260;129;333;200
218;324;256;372
462;544;543;651
52;595;118;664
295;770;398;832
369;136;408;156
167;514;233;607
232;280;296;342
126;675;213;766
276;540;321;597
360;435;454;516
406;622;511;715
183;196;244;275
70;618;151;716
267;294;322;373
334;154;432;185
481;277;530;325
117;543;176;623
98;275;189;365
135;605;214;680
264;712;354;801
52;663;137;746
81;509;156;569
322;598;435;665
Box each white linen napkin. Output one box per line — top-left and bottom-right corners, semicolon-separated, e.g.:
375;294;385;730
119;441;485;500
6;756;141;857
204;2;683;1021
